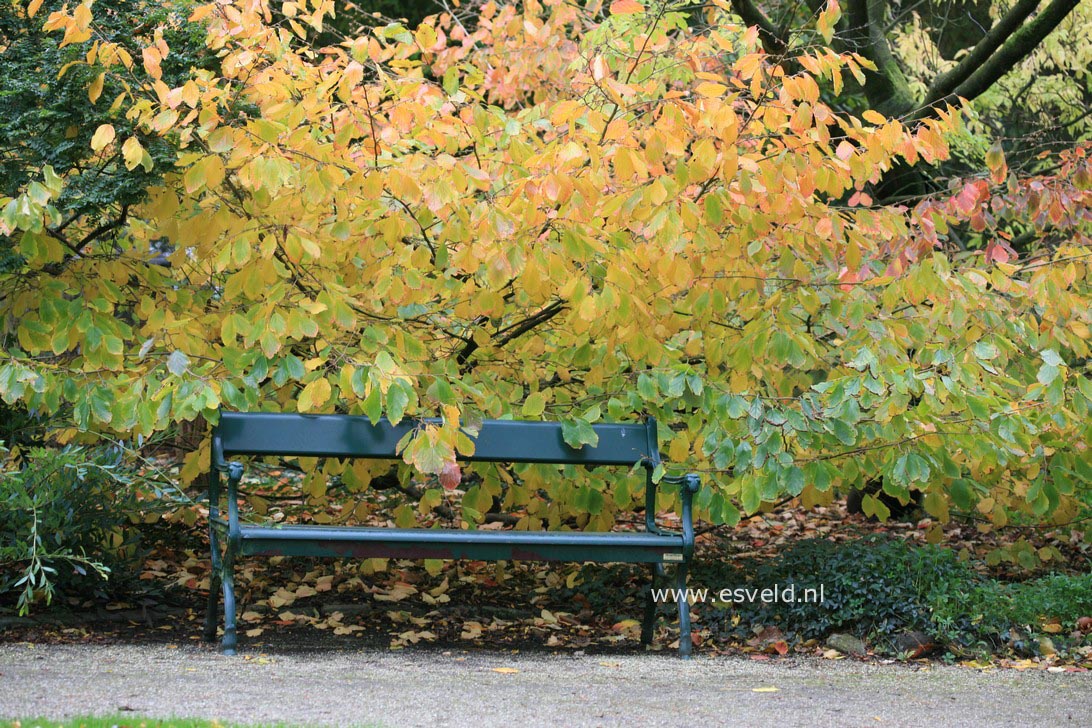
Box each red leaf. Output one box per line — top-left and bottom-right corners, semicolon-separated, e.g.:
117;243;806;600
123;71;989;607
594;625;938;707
984;241;1012;264
439;460;462;490
953;183;979;215
837;266;861;291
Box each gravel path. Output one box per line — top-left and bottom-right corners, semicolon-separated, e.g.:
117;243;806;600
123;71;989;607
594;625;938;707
0;643;1088;727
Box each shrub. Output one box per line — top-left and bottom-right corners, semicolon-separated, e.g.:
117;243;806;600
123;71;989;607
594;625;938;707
699;536;983;645
0;445;144;614
933;571;1092;653
699;536;1092;654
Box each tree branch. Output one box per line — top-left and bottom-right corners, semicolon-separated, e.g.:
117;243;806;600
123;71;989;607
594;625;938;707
77;204;130;248
925;0;1041;104
728;0;787;55
843;0;918;117
455;301;566;371
923;0;1080;111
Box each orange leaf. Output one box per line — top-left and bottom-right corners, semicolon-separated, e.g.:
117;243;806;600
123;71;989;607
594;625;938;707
610;0;644;14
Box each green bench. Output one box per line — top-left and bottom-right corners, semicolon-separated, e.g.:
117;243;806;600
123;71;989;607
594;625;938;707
202;411;701;656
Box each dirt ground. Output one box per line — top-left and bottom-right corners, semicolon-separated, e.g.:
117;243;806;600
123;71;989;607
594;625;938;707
1;641;1089;728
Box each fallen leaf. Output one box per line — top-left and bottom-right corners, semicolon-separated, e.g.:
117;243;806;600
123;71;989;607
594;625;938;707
492;667;520;674
767;640;789;656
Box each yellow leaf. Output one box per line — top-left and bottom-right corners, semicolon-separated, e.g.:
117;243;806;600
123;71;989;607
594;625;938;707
492;667;520;674
27;0;44;18
298;377;332;412
90;124;115;152
578;295;597;321
862;110;886;125
88;71;104;103
695;82;728;97
121;136;143;170
668;433;690;461
414;22;437;50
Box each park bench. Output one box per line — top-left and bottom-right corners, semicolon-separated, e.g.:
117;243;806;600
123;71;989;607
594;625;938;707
202;411;701;657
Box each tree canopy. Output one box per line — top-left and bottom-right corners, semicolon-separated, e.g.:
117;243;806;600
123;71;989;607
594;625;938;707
1;0;1089;533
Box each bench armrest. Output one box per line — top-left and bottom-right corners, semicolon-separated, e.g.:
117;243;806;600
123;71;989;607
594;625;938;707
645;468;700;559
661;473;700;560
209;434;245;545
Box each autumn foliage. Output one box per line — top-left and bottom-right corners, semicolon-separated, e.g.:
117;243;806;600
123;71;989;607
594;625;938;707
1;0;1089;532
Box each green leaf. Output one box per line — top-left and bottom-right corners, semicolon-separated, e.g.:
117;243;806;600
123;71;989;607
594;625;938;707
862;493;890;521
561;419;599;449
1037;363;1059;386
404;433;450;474
522;391;547;417
974;341;999;360
394;504;416;528
740;474;761;514
362;384;382;421
284;355;305;381
166;350;190;376
950;479;973;510
1040;349;1064;367
387;380;411;424
103;335;124;356
90;389;113;424
782;465;805;495
827;419;857;446
724;395;747;419
428;377;457;405
966;396;989;420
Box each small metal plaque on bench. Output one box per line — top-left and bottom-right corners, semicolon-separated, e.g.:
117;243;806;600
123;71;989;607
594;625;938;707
662;553;683;562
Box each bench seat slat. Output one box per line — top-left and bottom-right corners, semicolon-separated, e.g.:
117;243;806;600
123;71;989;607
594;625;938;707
217;412;657;466
237;524;684;563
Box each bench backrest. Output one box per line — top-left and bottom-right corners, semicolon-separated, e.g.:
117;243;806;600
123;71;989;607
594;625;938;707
214;411;660;467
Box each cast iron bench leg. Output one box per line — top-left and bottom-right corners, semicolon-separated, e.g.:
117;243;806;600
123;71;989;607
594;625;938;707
216;461;243;655
676;562;692;659
641;563;664;646
221;545;238;655
203;468;222;643
202;528;221;642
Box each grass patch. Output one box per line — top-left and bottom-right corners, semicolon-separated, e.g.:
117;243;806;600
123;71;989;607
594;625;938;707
4;718;302;728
